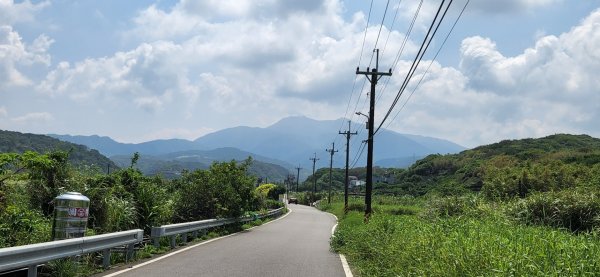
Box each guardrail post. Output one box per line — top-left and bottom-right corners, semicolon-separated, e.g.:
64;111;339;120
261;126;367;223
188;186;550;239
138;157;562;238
126;243;135;262
153;237;160;248
182;233;188;245
170;235;177;249
192;230;198;240
103;249;111;269
27;265;37;277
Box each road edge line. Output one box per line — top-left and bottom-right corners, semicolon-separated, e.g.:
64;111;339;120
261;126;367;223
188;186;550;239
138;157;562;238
329;213;353;277
102;208;293;277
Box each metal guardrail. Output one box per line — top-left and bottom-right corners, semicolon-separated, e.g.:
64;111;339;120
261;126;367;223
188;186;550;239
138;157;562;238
0;229;143;277
0;208;285;277
151;207;285;248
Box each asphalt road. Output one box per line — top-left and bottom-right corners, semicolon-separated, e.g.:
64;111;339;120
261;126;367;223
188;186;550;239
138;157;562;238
104;204;345;277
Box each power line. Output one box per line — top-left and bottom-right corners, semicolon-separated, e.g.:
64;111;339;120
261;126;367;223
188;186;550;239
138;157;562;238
375;0;454;135
372;0;391;52
347;0;392;131
380;0;404;58
337;0;375;139
351;140;367;168
376;0;423;106
386;0;470;129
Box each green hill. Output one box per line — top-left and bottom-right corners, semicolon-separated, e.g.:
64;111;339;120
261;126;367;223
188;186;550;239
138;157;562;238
389;134;600;196
0;130;118;170
111;153;290;181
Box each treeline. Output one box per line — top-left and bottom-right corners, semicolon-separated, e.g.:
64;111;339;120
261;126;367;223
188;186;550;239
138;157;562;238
0;151;284;248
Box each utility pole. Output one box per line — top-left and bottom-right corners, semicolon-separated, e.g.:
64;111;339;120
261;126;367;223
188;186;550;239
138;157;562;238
339;120;357;214
326;142;338;204
356;49;392;220
309;153;320;193
295;166;302;192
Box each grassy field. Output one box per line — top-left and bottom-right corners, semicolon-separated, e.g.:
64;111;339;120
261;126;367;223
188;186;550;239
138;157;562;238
321;195;600;277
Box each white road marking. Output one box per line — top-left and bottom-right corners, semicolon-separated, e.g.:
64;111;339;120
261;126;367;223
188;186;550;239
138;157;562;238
328;212;353;277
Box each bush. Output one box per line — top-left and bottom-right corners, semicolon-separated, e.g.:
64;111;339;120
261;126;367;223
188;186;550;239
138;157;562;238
422;195;498;220
173;160;257;221
0;204;51;247
508;189;600;232
264;199;284;209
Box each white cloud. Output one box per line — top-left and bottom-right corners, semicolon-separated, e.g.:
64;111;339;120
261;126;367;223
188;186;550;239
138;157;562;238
0;0;49;25
469;0;562;14
11;112;53;123
3;0;599;147
384;8;600;147
0;25;53;89
0;106;7;117
135;96;164;113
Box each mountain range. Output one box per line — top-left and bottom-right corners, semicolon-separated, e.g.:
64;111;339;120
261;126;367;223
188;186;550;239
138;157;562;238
50;116;466;179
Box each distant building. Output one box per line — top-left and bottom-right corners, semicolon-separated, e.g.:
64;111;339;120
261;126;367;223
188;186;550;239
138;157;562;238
349;176;365;187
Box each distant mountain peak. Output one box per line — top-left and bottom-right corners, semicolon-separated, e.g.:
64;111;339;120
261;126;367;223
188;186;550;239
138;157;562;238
50;116;465;169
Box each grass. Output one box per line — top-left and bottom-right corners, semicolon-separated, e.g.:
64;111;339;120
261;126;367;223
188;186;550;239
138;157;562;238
322;195;600;276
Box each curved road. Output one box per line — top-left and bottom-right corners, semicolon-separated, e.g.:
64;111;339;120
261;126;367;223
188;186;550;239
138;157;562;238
103;204;345;277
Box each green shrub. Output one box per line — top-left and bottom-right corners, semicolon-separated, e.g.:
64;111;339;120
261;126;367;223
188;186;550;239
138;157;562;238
508;189;600;232
422;195;499;220
104;196;137;232
264;199;283;209
0;204;51;247
133;178;175;234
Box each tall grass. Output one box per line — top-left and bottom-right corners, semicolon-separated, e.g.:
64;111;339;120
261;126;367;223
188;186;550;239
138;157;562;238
322;195;600;277
331;211;600;276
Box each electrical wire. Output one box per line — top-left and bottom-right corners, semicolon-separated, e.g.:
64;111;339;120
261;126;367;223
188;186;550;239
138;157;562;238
376;0;422;106
375;0;453;135
386;0;470;129
350;141;367;168
333;0;375;146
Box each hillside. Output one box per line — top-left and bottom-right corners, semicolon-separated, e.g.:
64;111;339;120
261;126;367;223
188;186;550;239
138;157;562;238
111;149;290;181
390;134;600;196
0;130;118;170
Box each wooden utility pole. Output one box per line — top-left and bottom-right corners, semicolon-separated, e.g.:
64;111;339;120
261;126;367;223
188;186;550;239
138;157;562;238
339;121;357;214
295;166;302;192
309;153;320;193
326;142;338;204
356;49;392;220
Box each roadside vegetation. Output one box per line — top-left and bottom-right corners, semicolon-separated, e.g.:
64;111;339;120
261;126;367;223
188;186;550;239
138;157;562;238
320;134;600;276
0;150;286;275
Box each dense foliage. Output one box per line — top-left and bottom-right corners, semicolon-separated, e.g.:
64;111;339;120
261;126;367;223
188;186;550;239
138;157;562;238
392;134;600;196
0;150;281;248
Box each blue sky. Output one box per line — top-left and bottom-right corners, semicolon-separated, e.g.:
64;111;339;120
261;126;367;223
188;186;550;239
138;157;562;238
1;0;600;148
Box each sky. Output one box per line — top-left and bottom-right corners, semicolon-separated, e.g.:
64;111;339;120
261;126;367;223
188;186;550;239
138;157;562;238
1;0;600;148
